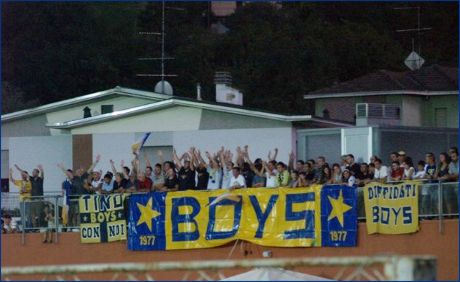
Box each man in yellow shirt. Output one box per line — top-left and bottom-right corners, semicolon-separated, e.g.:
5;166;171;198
276;162;291;187
9;168;32;230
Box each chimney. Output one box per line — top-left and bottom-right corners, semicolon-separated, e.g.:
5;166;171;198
214;71;243;106
196;83;202;101
83;106;92;118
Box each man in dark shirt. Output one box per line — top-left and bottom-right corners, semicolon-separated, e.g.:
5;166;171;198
196;165;209;190
58;154;101;227
346;154;361;176
355;163;373;187
163;169;179;191
178;161;196;191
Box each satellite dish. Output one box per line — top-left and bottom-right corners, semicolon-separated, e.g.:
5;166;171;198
154;80;173;95
404;51;425;71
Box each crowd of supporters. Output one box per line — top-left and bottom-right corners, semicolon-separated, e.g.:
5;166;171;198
5;145;459;233
51;146;458;194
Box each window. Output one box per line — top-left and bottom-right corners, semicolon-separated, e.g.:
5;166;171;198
101;105;114;114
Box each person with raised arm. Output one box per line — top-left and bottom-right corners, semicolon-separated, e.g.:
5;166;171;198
9;167;32;228
205;150;222;190
219;148;233;189
143;152;154;181
263;159;278;188
174;147;196;191
14;164;44;228
194;149;209;190
243;146;266;188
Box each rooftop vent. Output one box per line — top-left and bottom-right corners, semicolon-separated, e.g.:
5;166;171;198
214;72;243;106
83;106;91;118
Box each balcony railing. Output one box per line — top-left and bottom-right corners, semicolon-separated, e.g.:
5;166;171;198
356;103;401;119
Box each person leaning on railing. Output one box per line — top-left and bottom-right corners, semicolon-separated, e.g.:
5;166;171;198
448;147;459;181
372;158;388;183
438;149;459;215
57;154;101;228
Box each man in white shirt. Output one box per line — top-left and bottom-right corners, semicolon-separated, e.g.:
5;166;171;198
229;166;246;189
264;160;278;188
91;170;103;190
373;159;388;183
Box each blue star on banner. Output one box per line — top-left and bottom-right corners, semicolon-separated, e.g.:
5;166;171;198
320;185;357;247
128;192;166;250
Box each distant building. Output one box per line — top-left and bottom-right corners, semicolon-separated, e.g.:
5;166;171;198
211;1;281;17
211;2;239;17
304;65;458;128
1;85;343;194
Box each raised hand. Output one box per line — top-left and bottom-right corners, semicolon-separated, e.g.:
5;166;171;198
158;150;163;157
37;164;44;171
96;154;101;162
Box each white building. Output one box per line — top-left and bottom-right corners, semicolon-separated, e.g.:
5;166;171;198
2;86;345;193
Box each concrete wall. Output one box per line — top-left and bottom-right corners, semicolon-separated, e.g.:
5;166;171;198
1;114;50;137
8;135;72;193
2;219;457;280
1;138;10;178
71;107;203;134
341;127;373;163
173;128;293;164
315;97;356;122
199;110;289;129
421;95;458;128
297;128;341;164
90;127;294;172
401;96;422;126
376;127;458;165
92;133;136;174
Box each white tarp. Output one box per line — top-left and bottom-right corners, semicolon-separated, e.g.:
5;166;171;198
221;267;333;281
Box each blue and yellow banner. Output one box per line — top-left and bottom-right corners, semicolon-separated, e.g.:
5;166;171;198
79;194;127;243
364;181;419;234
127;185;357;250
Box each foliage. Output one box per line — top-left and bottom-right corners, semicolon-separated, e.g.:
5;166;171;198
2;2;458;115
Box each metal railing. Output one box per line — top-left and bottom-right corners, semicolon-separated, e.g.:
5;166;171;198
356;181;459;233
356;103;401;119
1;181;457;244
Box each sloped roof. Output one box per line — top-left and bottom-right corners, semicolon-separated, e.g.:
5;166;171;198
304;64;458;99
46;98;314;129
1;86;172;122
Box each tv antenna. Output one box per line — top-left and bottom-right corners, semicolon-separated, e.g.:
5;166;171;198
394;6;432;71
136;1;184;94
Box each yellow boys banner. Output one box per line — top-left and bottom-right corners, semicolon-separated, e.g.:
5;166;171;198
79;194;127;243
127;185;358;250
364;181;419;234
